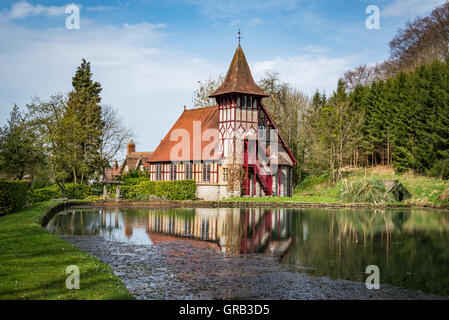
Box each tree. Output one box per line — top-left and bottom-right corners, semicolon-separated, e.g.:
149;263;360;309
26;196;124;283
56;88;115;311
341;64;382;92
192;75;224;108
66;58;104;183
0;105;45;180
258;72;309;183
305;81;363;183
389;2;449;74
27;94;80;197
98;105;134;179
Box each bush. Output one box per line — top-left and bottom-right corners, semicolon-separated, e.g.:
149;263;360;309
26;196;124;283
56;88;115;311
30;183;96;203
30;185;60;203
338;179;396;204
126;180;196;201
65;183;95;199
122;176;149;186
120;185;137;200
0;180;29;215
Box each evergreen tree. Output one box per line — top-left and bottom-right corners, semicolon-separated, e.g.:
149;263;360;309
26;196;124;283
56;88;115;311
65;59;103;183
0;105;45;180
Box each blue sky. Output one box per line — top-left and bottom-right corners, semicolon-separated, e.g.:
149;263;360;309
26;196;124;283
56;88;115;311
0;0;446;157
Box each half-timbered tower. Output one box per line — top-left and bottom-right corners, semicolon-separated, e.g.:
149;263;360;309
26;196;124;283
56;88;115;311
147;44;296;200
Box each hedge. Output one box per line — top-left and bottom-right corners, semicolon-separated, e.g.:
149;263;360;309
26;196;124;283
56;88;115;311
123;180;196;200
30;183;96;203
0;180;29;215
29;185;60;203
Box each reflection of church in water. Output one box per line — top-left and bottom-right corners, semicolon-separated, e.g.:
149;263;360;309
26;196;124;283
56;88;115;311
119;208;295;256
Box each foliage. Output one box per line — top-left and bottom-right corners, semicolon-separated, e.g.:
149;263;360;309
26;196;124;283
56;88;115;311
65;58;104;183
0;106;45;180
30;183;96;203
121;169;149;180
27;94;79;197
0;201;133;299
29;185;61;203
348;59;449;177
304;81;364;183
0;180;29;215
338;179;396;204
258;72;309;183
122;176;149;186
65;183;95;200
123;180;196;201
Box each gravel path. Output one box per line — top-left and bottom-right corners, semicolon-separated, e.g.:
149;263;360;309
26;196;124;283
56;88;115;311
59;235;446;300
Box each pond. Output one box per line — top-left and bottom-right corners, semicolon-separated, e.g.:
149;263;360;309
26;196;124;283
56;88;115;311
46;207;449;297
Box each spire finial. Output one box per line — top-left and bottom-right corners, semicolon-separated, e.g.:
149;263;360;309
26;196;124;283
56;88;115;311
237;29;242;45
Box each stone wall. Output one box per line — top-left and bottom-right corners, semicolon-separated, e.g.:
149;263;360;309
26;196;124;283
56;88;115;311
197;184;230;201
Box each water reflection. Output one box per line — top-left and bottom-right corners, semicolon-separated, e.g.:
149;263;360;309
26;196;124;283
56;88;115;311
46;207;449;295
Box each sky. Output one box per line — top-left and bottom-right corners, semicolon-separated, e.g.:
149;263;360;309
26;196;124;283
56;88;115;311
0;0;446;158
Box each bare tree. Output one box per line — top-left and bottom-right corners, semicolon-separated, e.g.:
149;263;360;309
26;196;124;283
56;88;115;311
341;64;382;91
192;75;224;108
98;105;134;178
389;2;449;74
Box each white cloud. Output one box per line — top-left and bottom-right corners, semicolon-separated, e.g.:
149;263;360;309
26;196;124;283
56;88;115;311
382;0;446;18
6;1;72;19
86;5;120;12
252;54;355;95
0;18;219;154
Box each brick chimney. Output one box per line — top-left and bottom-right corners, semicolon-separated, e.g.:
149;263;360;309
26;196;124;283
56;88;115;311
127;141;135;154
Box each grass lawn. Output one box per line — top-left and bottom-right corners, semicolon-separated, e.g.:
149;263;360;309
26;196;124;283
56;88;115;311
0;201;133;300
222;167;449;207
223;194;340;203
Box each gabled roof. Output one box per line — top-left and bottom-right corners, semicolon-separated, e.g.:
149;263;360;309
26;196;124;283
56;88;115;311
118;151;154;173
149;106;220;162
210;45;268;98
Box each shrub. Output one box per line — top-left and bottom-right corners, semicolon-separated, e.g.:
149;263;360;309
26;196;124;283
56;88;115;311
338;179;396;204
65;183;95;199
120;185;137;200
30;185;60;203
128;180;196;201
0;180;29;215
30;183;96;203
122;176;149;186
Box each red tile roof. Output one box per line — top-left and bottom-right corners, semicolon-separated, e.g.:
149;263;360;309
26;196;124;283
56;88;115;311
210;45;267;97
149;106;220;162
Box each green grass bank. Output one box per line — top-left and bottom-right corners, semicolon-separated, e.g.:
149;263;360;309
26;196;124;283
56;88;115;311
224;167;449;208
0;201;133;300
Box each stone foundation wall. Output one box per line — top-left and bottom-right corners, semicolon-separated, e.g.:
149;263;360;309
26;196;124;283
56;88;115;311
197;184;230;201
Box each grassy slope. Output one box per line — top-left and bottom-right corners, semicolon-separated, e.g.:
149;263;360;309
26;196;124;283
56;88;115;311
0;201;133;300
224;167;449;207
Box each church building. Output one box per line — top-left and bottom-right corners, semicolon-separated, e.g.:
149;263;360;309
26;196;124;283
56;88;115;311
145;44;296;200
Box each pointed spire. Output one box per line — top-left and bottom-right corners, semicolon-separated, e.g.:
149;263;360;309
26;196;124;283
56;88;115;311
210;45;267;98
